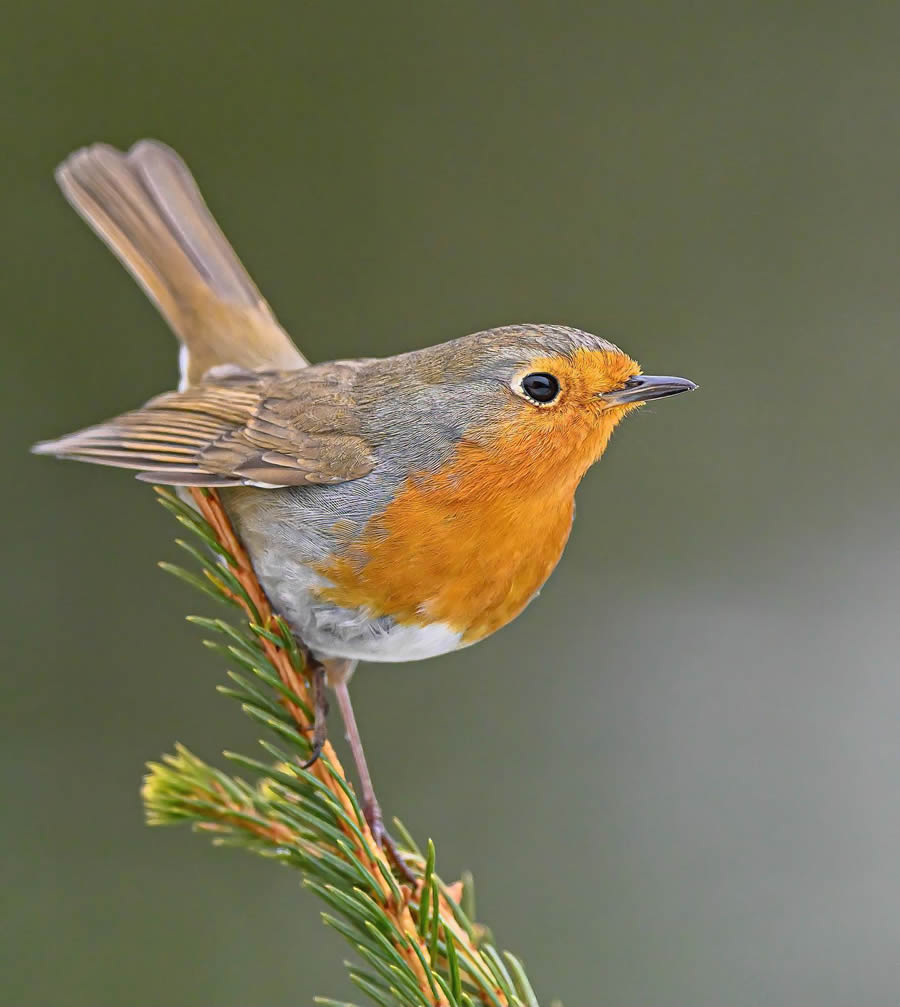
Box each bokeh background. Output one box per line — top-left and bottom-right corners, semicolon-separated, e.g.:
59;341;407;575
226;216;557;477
4;2;900;1005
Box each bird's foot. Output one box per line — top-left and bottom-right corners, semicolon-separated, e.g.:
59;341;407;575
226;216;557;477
363;796;416;885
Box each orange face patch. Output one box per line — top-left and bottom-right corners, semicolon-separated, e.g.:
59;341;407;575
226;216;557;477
315;348;642;642
509;346;641;415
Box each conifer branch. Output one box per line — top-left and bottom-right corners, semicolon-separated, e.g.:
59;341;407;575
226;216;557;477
141;488;547;1007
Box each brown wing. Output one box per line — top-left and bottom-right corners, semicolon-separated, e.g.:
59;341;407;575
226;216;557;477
32;363;376;487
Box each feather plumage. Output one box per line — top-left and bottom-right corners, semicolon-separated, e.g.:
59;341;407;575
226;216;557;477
33;364;376;487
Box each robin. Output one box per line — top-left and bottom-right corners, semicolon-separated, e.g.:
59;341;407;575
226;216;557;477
34;140;696;853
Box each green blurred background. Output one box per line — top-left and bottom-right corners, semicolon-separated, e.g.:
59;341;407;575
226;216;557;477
4;2;900;1004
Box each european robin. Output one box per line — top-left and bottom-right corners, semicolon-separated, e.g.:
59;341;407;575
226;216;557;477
34;141;697;853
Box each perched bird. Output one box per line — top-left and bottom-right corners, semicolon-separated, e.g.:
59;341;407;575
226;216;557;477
34;141;696;854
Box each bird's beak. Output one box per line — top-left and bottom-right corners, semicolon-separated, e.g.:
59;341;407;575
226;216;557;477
601;374;698;406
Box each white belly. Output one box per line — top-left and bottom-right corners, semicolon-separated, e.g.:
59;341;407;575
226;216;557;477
289;592;465;663
313;618;464;663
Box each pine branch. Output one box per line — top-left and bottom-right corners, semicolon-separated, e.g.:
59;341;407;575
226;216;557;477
141;487;547;1007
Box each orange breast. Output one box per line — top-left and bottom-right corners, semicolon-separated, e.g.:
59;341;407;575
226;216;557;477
316;407;623;644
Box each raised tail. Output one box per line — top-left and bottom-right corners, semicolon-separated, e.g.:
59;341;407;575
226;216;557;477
56;140;307;386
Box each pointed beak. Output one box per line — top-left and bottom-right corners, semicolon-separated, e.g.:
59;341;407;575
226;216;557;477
602;374;698;406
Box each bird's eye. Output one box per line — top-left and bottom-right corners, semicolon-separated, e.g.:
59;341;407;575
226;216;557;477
520;372;560;405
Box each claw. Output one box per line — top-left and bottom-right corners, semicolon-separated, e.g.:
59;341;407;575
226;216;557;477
363;797;416;884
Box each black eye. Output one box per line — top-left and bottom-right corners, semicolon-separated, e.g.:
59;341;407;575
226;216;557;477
520;372;560;404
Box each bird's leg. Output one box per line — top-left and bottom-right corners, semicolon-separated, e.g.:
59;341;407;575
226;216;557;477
330;667;381;839
300;657;329;769
328;661;415;882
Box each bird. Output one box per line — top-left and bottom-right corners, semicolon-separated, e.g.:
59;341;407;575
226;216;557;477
33;140;697;858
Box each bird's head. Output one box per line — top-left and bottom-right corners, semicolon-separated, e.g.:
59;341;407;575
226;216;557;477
385;325;696;487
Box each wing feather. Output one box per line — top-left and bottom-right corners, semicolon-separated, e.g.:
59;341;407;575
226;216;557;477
33;363;376;488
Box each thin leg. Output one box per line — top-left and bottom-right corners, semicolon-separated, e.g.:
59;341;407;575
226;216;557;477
332;676;382;840
331;672;415;883
301;659;329;769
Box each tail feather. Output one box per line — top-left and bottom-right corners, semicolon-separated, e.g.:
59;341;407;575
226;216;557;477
55;140;307;385
126;140;267;309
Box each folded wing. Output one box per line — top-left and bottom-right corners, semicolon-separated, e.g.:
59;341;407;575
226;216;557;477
33;364;376;488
